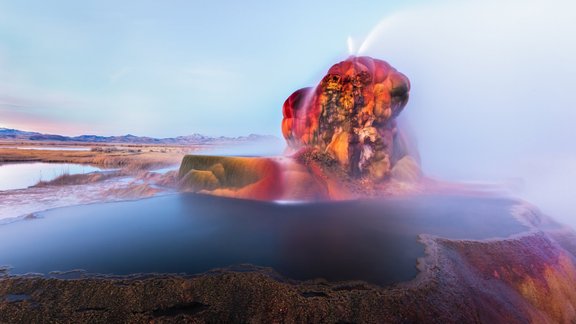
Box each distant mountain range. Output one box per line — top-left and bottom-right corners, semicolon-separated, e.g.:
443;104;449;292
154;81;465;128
0;128;279;145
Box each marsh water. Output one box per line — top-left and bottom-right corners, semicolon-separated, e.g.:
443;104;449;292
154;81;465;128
0;194;527;286
0;162;102;191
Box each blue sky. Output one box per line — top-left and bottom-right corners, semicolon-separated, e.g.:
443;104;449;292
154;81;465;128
0;0;422;137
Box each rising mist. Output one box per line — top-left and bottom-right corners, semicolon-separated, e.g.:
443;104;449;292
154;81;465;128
358;0;576;227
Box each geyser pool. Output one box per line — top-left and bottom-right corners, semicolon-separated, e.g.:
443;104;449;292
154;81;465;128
0;193;528;286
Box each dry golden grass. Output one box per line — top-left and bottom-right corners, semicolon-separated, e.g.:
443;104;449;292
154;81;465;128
0;142;193;174
33;172;120;187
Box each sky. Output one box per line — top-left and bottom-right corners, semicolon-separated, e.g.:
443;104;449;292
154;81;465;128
1;0;576;224
0;0;420;137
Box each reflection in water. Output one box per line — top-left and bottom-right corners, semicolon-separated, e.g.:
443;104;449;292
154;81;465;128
0;163;102;191
0;194;527;286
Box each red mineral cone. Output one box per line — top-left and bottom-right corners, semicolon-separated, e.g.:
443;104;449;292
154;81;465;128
282;56;410;181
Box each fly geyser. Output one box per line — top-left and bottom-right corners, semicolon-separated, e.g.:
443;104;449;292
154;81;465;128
282;56;411;180
179;56;421;200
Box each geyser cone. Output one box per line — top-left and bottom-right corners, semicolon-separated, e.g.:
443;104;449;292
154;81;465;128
282;56;413;182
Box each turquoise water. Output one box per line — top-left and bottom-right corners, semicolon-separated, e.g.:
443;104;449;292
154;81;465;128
0;194;528;286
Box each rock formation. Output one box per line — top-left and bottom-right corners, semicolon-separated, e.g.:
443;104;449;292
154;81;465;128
179;156;283;201
282;56;412;181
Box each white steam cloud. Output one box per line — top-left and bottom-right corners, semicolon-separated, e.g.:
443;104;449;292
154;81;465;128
359;0;576;227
